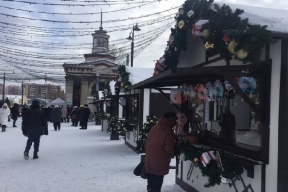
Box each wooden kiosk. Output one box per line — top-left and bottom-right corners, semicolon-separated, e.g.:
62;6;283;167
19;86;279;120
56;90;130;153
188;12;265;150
130;2;288;192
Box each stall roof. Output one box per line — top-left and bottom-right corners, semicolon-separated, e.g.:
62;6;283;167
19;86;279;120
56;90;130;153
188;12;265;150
214;3;288;37
130;62;271;89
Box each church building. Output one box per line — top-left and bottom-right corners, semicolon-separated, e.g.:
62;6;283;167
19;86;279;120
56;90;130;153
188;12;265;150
63;13;119;107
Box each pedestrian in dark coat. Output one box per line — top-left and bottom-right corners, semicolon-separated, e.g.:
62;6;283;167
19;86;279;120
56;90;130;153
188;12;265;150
78;105;83;127
11;103;20;127
71;106;79;126
22;100;48;160
145;112;177;192
80;104;91;130
50;105;62;131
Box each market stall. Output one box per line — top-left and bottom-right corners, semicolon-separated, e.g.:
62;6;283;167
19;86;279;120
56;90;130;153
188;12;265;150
130;1;288;192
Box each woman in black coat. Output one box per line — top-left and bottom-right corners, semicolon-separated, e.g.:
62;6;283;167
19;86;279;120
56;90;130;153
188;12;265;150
11;103;20;127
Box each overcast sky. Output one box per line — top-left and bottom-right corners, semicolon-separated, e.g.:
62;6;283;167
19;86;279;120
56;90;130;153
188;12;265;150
0;0;288;87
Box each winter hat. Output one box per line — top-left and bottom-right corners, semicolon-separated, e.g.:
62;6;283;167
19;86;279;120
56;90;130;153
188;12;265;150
31;100;40;108
163;112;178;121
74;106;78;109
2;103;7;108
84;104;88;107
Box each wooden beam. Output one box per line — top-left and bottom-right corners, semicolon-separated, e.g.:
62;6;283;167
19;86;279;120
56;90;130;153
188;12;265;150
224;75;261;116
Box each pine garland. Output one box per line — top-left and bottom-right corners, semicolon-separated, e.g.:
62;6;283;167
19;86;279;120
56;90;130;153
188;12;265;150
120;121;134;132
154;0;276;74
179;140;244;187
136;114;158;153
107;115;121;134
114;65;132;94
94;111;108;122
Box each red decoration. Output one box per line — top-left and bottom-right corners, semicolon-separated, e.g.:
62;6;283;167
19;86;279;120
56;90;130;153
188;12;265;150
192;24;200;39
222;30;231;44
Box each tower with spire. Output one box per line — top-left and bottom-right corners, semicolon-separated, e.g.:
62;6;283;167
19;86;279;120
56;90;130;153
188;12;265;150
91;11;109;54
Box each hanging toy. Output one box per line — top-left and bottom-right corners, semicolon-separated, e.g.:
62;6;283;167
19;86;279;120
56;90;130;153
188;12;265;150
197;84;205;100
189;85;197;98
238;71;257;96
214;80;224;102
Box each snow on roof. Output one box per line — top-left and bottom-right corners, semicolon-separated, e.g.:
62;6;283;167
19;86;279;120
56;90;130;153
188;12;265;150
125;67;154;85
214;3;288;34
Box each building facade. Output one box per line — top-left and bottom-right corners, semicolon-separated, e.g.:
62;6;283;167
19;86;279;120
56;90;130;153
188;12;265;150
63;13;118;107
6;85;21;95
23;83;64;101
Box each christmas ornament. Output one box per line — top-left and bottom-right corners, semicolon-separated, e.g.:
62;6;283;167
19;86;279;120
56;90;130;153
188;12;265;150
222;30;231;44
236;49;249;59
187;10;194;17
202;29;211;38
228;40;237;54
200;151;216;167
193;158;198;163
179;6;185;15
205;42;214;51
178;20;185;29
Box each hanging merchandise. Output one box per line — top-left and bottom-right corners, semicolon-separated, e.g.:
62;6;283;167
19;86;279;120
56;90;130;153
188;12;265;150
224;81;236;99
238;71;257;95
214;80;224;101
197;84;205;100
171;89;186;104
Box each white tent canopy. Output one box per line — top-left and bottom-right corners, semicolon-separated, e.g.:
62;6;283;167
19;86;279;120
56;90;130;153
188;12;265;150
49;98;65;106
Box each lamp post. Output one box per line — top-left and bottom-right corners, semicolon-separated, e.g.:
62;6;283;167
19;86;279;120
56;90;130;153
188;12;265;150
126;24;141;67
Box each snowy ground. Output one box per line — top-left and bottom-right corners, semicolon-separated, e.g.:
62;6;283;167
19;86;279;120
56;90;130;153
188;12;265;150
0;120;185;192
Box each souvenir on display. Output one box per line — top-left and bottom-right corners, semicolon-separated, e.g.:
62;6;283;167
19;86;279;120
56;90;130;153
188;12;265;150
238;71;257;95
214;80;224;102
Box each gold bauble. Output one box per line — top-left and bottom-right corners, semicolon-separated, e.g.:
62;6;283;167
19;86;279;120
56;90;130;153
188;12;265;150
228;40;237;54
202;29;211;38
193;158;198;163
205;42;214;51
178;20;185;29
236;49;249;59
179;9;185;15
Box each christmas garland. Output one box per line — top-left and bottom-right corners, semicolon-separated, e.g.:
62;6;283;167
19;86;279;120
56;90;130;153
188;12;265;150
94;111;108;122
136;114;158;153
154;0;275;75
102;80;112;99
178;140;244;188
114;65;132;94
120;121;134;132
107;115;121;134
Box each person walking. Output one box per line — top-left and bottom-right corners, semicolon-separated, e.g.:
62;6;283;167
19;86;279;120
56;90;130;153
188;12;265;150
66;106;72;123
80;104;91;130
22;100;48;160
61;106;68;123
50;105;62;131
11;103;20;127
0;103;11;132
144;112;178;192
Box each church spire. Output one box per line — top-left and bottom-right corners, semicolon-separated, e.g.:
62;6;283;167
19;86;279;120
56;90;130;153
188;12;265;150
99;9;103;31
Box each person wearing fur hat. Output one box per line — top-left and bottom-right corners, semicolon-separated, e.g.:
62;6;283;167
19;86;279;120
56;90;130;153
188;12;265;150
50;105;62;131
0;103;10;132
22;100;48;160
11;103;20;127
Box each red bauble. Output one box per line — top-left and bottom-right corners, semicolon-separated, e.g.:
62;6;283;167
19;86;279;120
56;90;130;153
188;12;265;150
222;30;231;44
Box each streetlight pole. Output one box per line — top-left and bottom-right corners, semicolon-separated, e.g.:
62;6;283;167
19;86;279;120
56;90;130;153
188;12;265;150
2;73;5;102
21;81;24;105
127;24;141;67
